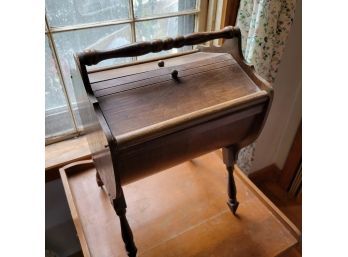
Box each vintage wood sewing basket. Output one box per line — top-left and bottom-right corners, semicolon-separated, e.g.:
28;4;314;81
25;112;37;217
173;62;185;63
74;26;273;257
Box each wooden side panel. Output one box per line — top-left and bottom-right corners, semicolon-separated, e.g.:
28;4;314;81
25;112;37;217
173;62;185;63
280;123;302;190
71;69;116;200
117;103;268;185
86;111;116;200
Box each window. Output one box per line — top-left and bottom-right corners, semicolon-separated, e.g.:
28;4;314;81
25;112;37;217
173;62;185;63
45;0;208;144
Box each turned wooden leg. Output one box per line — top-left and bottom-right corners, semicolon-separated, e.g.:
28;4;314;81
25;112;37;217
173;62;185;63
226;166;239;214
96;171;104;187
222;147;239;215
113;191;137;257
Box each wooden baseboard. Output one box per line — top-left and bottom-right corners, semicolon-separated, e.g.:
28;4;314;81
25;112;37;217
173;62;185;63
279;123;302;190
248;164;281;185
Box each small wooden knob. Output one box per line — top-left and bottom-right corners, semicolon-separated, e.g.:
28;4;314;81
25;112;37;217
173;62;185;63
171;70;178;79
158;60;164;67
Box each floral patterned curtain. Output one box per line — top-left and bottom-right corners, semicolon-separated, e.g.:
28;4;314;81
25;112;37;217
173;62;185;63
235;0;297;172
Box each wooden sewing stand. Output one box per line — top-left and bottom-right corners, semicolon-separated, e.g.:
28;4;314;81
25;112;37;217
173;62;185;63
73;26;273;257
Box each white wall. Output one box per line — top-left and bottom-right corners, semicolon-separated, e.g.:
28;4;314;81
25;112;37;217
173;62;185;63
251;0;302;172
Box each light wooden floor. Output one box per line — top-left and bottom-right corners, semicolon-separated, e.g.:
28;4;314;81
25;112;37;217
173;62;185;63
250;180;302;257
64;151;299;257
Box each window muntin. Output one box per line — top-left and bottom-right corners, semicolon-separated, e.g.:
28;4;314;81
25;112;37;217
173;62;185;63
46;0;130;27
52;24;132;129
133;0;197;18
45;0;206;144
135;14;195;60
45;36;76;138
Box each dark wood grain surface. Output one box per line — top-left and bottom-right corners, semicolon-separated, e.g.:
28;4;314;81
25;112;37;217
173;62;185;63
90;54;235;94
77;26;238;66
74;26;273;201
93;53;260;138
88;51;209;83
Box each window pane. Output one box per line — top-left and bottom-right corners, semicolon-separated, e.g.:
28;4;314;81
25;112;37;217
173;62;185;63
45;36;76;138
46;0;130;27
133;0;196;18
136;15;195;60
53;24;132;128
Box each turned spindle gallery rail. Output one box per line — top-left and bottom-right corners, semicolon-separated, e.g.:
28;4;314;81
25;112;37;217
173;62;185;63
73;26;273;257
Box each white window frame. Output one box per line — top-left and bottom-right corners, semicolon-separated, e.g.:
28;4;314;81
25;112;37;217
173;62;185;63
45;0;210;145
